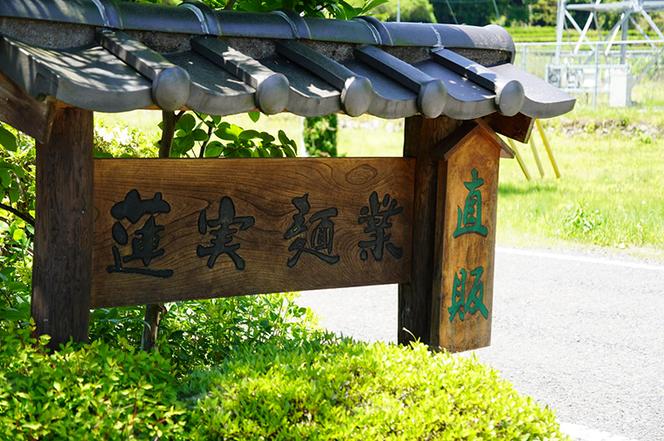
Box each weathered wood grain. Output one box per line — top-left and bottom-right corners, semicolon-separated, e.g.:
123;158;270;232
399;116;460;346
32;107;94;349
92;158;415;308
432;122;501;352
0;71;55;143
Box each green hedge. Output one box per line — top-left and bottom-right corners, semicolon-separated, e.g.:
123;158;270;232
186;341;568;440
0;302;568;440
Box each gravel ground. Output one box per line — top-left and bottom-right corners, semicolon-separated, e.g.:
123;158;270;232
296;247;664;441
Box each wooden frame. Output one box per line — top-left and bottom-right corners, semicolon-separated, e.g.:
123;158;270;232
22;112;519;351
0;69;529;352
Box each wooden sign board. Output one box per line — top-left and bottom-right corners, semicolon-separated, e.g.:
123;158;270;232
92;158;415;308
432;122;502;352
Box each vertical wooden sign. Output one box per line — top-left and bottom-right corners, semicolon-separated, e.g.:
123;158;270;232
433;122;507;352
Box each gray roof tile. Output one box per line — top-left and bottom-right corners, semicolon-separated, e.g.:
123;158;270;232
0;0;574;119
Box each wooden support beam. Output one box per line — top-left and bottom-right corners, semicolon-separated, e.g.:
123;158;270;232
0;71;55;143
482;112;534;143
399;116;459;346
32;107;94;350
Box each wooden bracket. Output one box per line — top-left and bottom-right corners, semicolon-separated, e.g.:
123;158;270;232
482;112;534;143
433;119;514;161
0;71;56;144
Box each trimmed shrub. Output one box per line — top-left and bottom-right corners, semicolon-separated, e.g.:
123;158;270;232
0;324;186;440
0;295;568;440
185;340;568;440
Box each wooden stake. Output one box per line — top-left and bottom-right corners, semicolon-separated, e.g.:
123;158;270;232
507;138;532;181
535;119;561;179
32;107;94;350
529;135;545;178
399;116;459;346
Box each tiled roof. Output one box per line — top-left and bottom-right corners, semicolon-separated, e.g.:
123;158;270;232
0;0;575;119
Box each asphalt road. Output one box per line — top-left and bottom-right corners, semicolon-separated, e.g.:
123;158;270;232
296;247;664;441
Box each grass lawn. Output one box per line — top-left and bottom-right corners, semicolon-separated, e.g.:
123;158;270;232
97;101;664;259
497;114;664;257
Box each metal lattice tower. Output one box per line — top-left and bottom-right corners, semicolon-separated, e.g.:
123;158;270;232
549;0;663;106
555;0;664;63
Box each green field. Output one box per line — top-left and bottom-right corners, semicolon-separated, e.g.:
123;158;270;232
505;25;661;43
98;100;664;260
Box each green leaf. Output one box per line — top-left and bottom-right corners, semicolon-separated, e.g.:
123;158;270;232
0;125;17;151
12;228;24;242
173;135;195;155
248;111;261;123
269;147;284;158
192;129;209;142
94;151;114;159
12;164;25;178
177;113;196;133
224;147;239;158
8;185;20;204
258;132;275;144
215;123;243;142
239;130;261;142
204;141;224;158
0;306;29;321
277;130;292;146
359;0;388;14
0;168;10;188
238;148;253;158
282;143;297;158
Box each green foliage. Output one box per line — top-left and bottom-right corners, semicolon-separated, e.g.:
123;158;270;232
94;121;156;158
171;112;297;158
432;0;519;26
0;125;33;324
0;322;567;440
128;0;387;20
304;115;340;157
373;0;436;23
237;0;387;19
185;341;568;440
0;323;187;440
562;204;605;237
90;293;318;374
529;0;557;27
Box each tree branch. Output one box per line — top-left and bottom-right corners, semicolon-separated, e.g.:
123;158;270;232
0;202;35;227
142;109;188;351
158;111;176;159
198;125;214;158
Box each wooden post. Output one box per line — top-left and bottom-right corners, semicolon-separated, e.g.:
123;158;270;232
399;116;459;345
32;106;94;349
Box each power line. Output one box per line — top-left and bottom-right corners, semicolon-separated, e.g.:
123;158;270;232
444;0;459;23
